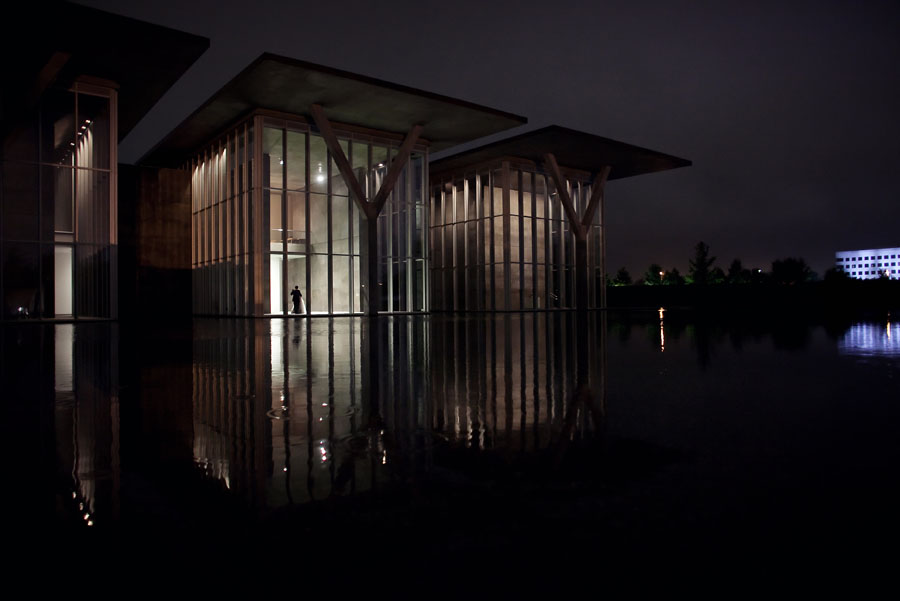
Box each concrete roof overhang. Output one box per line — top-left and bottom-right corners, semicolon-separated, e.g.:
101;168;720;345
140;53;527;167
1;1;209;141
430;125;691;181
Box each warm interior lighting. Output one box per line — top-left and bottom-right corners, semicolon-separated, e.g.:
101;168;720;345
315;162;325;183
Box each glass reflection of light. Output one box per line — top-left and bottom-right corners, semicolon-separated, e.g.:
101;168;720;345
838;321;900;356
317;439;330;464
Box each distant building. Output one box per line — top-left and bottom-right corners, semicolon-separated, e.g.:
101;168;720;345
835;247;900;280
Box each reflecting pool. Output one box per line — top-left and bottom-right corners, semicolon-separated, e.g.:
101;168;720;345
3;312;899;572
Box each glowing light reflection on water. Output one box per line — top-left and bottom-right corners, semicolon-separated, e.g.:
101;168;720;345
837;322;900;356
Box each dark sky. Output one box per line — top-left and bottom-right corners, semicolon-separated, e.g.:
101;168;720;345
80;0;900;278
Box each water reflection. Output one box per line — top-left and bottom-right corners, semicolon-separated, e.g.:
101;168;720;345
0;323;120;531
14;310;900;552
54;324;119;530
191;314;606;510
838;321;900;356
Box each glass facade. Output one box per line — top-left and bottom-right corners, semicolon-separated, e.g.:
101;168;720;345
0;82;117;320
430;161;603;311
191;115;428;315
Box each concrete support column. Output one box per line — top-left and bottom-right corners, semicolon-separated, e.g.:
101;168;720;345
543;153;610;314
309;104;421;317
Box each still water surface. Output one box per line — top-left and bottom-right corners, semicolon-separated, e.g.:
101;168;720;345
3;312;898;566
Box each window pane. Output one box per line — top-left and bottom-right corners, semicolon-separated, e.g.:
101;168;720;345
310;136;327;194
332;195;350;254
351;200;360;255
3;242;39;318
263;127;283;189
535;174;546;218
309;193;328;253
411;154;424;205
268;190;282;251
523;216;532;263
286;131;306;190
75;168;109;244
522;172;533;216
270;253;283;314
414;258;425;312
2;161;39;240
287;254;306;314
333;255;350;313
54;245;73;315
352;256;361;313
309;254;328;313
286;191;306;253
510;216;520;262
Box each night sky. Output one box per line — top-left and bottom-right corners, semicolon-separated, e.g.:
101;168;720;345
79;0;900;278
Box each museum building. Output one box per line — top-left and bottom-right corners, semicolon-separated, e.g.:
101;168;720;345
4;3;690;321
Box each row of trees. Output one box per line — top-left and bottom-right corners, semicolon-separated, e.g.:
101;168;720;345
610;241;827;287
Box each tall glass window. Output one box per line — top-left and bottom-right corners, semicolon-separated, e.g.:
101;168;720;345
430;162;599;312
0;82;116;320
191;115;428;316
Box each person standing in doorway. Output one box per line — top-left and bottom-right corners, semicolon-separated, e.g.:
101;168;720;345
291;286;302;314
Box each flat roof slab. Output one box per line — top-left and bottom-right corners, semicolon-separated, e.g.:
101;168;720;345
430;125;691;181
2;2;209;141
142;53;527;166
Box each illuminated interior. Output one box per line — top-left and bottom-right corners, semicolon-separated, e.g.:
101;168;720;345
190;115;428;316
430;164;603;311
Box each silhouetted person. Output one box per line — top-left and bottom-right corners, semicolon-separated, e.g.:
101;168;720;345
290;286;303;314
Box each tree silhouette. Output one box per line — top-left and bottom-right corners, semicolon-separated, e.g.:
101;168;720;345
727;259;752;284
664;267;685;285
771;257;817;285
688;241;716;285
823;266;850;284
643;263;664;285
611;267;632;286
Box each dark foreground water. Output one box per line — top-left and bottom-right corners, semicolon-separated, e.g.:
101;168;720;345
3;311;899;580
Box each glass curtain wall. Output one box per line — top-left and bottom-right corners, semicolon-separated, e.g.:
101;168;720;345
191;114;428;316
430;161;600;312
191;120;253;315
0;82;117;320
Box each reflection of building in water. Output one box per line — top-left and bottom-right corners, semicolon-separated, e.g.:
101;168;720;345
54;324;120;528
191;318;430;508
838;322;900;356
431;313;605;452
191;314;604;511
192;320;271;503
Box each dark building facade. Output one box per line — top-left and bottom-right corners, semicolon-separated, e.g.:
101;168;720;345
0;1;208;322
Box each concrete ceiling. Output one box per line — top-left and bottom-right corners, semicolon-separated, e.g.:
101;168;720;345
141;53;527;167
430;125;691;181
